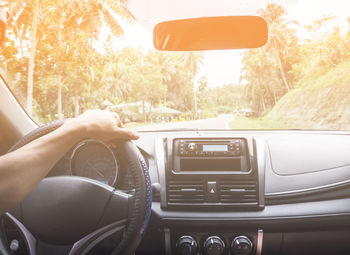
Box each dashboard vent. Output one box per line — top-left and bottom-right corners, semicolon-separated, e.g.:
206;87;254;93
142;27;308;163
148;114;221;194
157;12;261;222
218;179;258;204
167;180;205;204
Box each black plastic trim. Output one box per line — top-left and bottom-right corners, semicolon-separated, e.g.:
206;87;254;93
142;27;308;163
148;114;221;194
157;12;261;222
151;197;350;229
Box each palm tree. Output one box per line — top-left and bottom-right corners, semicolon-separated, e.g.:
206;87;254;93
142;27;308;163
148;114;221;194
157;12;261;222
7;0;40;115
241;48;279;114
9;0;133;117
182;52;204;76
26;0;39;116
181;52;204;117
258;3;298;92
57;0;132;118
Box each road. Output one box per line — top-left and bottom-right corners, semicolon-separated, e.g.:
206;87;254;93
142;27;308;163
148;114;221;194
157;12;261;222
134;114;235;131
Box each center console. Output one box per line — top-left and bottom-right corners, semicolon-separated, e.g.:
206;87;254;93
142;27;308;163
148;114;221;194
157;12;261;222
158;136;265;255
164;137;263;209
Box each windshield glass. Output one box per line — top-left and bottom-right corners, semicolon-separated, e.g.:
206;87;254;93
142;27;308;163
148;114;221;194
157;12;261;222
1;0;350;130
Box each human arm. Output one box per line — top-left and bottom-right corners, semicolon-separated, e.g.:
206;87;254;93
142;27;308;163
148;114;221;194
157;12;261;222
0;110;139;215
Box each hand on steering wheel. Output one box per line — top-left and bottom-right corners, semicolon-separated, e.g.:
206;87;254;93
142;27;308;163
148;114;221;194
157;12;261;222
0;119;152;255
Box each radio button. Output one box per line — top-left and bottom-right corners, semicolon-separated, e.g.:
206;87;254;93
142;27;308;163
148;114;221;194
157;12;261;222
187;142;196;152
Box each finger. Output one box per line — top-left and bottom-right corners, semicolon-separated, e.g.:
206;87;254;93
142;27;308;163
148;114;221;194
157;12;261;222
112;112;123;128
115;119;123;128
114;128;140;140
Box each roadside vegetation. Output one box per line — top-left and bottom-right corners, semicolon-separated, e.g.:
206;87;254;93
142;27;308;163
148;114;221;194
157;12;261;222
1;1;350;130
237;3;350;130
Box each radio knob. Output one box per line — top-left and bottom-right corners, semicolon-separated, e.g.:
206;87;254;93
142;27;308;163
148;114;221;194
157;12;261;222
203;236;225;255
231;236;253;255
176;236;198;255
187;143;196;152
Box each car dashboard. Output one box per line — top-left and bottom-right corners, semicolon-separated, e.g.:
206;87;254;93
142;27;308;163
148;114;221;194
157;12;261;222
47;130;350;255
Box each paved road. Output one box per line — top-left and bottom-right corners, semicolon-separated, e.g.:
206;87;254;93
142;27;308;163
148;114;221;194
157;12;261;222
134;114;235;131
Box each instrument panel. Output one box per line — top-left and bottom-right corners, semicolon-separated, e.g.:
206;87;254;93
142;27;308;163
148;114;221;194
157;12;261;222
70;140;118;186
48;139;137;191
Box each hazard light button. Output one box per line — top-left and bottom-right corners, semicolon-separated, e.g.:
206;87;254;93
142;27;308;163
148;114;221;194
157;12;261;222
207;181;219;203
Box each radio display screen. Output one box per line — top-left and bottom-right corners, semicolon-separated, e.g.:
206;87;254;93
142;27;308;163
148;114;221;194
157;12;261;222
202;144;228;152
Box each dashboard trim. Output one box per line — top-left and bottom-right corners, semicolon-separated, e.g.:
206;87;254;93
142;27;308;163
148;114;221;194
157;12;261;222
265;178;350;197
155;137;167;208
253;137;266;208
164;228;171;255
151;196;350;225
157;213;350;229
256;229;263;255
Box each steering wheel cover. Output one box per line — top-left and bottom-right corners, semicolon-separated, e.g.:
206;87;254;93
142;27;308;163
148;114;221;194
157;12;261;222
139;154;152;238
1;120;152;255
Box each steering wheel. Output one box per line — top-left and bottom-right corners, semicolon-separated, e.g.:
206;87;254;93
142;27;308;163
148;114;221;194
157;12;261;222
0;120;152;255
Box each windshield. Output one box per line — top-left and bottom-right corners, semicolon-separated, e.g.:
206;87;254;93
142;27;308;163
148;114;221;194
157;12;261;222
1;0;350;130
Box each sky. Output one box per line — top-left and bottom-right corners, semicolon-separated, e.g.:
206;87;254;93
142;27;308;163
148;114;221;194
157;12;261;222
110;0;350;87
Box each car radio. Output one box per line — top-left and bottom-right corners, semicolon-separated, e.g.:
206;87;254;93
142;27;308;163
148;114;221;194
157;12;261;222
177;140;242;157
172;138;249;172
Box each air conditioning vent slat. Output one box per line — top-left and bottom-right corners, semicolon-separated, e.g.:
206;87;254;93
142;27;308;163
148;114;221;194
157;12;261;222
220;184;256;189
220;200;257;203
168;187;204;190
169;191;204;194
169;194;205;198
220;194;256;198
167;180;205;204
169;199;205;202
220;190;256;194
168;189;205;192
218;178;258;204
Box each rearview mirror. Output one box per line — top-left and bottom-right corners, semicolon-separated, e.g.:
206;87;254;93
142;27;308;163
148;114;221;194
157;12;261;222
153;16;268;51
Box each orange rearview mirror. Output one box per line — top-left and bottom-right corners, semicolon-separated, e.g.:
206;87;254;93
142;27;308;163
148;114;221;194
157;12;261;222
153;16;268;51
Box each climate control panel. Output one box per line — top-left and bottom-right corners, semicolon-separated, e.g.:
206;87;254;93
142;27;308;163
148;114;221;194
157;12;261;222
173;232;257;255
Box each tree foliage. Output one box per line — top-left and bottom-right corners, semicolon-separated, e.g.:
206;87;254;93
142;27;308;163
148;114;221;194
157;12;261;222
241;3;299;115
3;0;350;129
240;2;350;122
1;0;205;123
